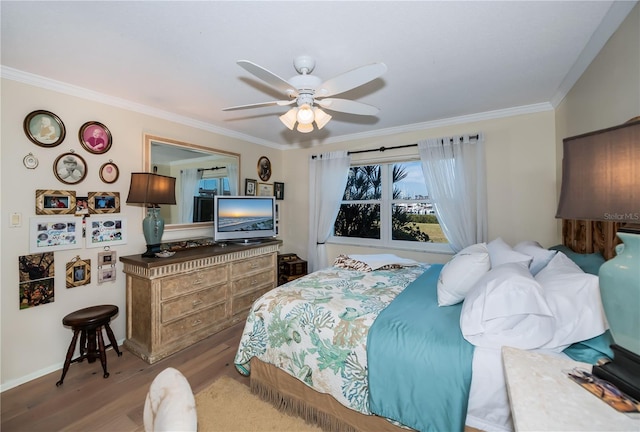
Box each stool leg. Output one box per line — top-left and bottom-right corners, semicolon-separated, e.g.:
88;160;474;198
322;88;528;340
103;323;122;357
96;327;109;379
86;328;98;363
56;329;80;387
78;329;87;362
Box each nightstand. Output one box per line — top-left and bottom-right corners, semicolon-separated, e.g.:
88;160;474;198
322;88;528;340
278;253;307;285
502;346;639;431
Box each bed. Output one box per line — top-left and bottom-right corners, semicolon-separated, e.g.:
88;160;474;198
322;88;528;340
234;220;618;432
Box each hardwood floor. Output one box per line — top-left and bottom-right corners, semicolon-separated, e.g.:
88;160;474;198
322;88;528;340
1;322;248;432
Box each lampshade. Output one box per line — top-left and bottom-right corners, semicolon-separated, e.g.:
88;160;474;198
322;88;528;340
279;107;298;130
557;118;640;401
313;107;332;129
296;104;314;125
126;173;176;206
296;123;314;133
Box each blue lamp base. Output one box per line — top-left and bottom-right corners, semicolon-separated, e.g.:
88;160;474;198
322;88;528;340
141;207;165;257
594;229;640;401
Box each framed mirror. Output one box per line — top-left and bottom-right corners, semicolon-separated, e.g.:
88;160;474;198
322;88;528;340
144;134;241;232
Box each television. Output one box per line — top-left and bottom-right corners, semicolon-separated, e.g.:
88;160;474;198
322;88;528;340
213;196;276;244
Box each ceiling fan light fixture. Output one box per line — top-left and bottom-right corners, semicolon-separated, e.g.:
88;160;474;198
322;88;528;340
279;107;298;130
313;107;331;129
296;123;314;133
296;104;314;125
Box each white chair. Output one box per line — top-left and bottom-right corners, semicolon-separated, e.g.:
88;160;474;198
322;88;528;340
143;367;197;432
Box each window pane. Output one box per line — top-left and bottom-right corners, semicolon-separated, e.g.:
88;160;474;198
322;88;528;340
393;161;427;199
343;166;382;200
392;204;446;242
334;203;380;239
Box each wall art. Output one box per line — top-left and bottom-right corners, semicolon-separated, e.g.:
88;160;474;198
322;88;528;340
19;252;55;309
35;189;76;215
88;191;120;214
274;182;284;200
23;110;66;147
86;215;127;248
99;160;119;184
258;182;274;197
79;121;112;154
257;156;271;181
66;256;91;288
54;152;87;185
245;178;257;196
29;216;82;253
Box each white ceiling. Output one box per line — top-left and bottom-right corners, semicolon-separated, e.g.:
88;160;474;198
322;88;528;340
1;1;636;149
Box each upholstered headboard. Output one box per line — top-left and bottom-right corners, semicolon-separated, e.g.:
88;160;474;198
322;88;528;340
562;219;620;260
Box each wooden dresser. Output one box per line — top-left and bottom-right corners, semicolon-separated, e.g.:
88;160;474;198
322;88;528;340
120;240;280;363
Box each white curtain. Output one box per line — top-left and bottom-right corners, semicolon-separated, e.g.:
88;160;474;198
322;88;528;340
307;151;351;272
227;164;239;195
180;169;202;223
418;134;487;252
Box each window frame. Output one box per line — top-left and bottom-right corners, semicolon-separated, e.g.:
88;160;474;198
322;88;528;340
328;157;452;253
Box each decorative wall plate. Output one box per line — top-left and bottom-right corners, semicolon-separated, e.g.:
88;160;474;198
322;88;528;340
23;153;39;169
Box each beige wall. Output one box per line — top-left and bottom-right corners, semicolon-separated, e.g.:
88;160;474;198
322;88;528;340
281;109;559;267
0;79;281;389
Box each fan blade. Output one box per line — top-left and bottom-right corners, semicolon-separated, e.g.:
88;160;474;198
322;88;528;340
222;100;294;111
316;98;380;116
316;63;387;97
237;60;298;97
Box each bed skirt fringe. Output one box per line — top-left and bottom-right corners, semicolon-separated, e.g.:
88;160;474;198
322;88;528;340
250;375;358;432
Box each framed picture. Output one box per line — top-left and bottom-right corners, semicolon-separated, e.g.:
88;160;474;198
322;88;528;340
99;161;119;184
98;267;116;283
66;257;91;288
257;156;271;182
274;182;285;200
23;110;66;147
54;152;87;185
86;216;127;248
98;250;117;266
35;189;76;215
29;216;82;253
88;192;120;214
75;196;89;215
245;178;257;196
258;182;274;197
79;121;112;154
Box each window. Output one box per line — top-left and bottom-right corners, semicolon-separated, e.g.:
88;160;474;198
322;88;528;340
332;161;447;249
196;177;231;197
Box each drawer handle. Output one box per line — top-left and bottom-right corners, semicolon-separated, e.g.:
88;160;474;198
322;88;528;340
192;299;203;307
192;319;202;327
192;278;203;285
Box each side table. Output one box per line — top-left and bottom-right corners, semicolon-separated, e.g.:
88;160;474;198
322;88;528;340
502;346;639;431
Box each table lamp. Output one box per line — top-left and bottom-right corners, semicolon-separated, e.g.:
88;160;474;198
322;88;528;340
556;117;640;400
126;172;176;257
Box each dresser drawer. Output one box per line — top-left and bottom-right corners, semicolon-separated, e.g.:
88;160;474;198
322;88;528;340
232;269;275;295
161;284;227;323
231;254;274;278
160;302;227;343
232;285;272;317
161;265;228;299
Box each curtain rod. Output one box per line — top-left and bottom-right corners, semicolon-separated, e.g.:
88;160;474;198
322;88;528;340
311;134;480;159
347;134;479;155
197;166;226;172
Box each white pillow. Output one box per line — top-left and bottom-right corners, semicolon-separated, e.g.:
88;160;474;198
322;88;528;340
535;252;608;352
487;237;533;268
460;262;555;349
437;243;490;306
514;240;557;275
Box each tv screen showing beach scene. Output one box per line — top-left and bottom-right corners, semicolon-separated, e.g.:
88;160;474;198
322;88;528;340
214;196;275;242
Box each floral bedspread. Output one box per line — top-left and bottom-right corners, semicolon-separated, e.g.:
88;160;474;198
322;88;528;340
234;264;429;414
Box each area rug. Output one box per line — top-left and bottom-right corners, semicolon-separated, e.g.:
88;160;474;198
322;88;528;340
195;375;322;431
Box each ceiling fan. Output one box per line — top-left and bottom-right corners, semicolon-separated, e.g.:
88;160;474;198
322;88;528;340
222;55;387;133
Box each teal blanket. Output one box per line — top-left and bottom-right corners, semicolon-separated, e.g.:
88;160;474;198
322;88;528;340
367;264;475;432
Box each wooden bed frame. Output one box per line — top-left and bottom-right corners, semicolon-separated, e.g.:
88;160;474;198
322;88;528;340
248;219;620;432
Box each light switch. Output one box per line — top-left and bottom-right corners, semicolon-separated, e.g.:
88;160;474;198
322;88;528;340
10;212;22;227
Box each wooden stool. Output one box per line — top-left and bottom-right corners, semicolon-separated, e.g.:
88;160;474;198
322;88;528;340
56;305;122;386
